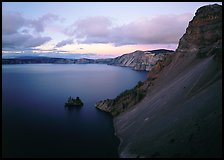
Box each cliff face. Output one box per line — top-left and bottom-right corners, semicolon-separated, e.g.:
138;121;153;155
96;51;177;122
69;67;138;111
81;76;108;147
109;4;221;158
177;4;222;56
171;4;222;69
108;50;174;71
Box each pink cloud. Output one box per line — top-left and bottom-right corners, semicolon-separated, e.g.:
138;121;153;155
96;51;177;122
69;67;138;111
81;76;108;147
65;16;111;37
66;13;193;46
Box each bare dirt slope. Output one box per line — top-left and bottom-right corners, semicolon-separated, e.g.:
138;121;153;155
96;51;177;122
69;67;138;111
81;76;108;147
114;56;222;158
114;4;222;158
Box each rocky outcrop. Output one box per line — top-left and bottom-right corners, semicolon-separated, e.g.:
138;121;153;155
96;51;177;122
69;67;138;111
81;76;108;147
107;49;174;71
102;4;222;158
147;53;174;80
173;3;222;66
177;4;222;55
96;81;151;116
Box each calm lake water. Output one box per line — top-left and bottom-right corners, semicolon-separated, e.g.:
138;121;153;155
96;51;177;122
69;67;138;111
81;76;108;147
2;64;147;158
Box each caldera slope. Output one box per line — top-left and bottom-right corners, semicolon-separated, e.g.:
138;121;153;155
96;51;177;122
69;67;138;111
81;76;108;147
112;4;222;158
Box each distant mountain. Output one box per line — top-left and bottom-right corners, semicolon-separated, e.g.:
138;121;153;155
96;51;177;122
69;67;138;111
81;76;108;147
2;57;76;64
8;56;51;59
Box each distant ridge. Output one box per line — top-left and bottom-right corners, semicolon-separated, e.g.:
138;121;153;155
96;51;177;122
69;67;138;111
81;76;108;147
2;48;174;71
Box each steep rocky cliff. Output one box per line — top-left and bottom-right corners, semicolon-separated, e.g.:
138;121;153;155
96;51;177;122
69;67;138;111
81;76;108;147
107;49;174;71
98;4;222;158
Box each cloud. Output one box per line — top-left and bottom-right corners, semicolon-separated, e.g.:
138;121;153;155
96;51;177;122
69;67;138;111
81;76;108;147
66;14;193;46
65;16;111;37
28;13;60;33
2;11;26;35
2;11;58;51
2;33;51;50
55;38;74;48
110;13;193;46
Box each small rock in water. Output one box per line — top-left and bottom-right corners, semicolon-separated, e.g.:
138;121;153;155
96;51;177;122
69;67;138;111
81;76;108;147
65;96;84;107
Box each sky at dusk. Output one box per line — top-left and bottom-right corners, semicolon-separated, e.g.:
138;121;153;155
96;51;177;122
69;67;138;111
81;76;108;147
2;2;222;58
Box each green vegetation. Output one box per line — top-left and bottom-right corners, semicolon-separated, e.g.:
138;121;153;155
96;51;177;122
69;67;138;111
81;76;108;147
109;81;147;116
65;96;84;107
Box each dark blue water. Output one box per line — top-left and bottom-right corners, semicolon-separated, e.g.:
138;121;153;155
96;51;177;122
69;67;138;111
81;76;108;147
2;64;147;158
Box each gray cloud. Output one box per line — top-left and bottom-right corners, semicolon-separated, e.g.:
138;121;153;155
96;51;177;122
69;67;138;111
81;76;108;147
55;39;74;48
66;14;193;46
2;33;51;51
2;11;58;51
64;16;111;39
2;11;26;35
28;13;60;32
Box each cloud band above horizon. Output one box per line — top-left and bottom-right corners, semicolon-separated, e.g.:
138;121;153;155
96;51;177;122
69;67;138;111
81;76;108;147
2;2;200;56
65;14;192;46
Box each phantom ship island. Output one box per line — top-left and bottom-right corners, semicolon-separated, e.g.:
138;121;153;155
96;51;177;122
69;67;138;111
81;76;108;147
65;96;84;107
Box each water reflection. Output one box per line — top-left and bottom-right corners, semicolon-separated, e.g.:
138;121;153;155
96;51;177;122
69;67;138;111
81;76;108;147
65;105;83;112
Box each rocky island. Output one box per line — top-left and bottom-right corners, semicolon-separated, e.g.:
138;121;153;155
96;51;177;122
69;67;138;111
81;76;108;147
65;96;84;107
